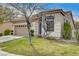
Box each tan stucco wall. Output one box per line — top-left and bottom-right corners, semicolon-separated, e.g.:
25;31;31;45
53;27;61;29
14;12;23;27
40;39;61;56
0;22;13;33
31;20;39;36
39;13;64;38
47;13;64;38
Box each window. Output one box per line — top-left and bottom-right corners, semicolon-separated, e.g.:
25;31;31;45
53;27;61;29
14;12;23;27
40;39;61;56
19;25;20;27
20;25;23;27
15;25;27;27
46;16;54;31
46;16;54;19
15;25;18;27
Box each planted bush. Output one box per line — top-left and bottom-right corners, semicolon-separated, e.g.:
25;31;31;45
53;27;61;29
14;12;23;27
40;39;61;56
75;29;79;41
63;22;72;40
4;29;11;35
31;30;34;36
0;33;3;36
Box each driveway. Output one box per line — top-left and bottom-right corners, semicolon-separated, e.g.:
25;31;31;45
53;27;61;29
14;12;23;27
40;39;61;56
0;35;23;43
0;35;23;56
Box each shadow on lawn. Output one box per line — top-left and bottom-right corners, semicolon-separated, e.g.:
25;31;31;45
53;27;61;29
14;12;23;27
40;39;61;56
30;44;40;56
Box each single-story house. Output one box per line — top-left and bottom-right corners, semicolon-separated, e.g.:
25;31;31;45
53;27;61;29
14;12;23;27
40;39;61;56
0;9;75;39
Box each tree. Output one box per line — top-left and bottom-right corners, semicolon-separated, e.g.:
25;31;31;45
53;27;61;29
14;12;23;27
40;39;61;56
10;3;45;45
0;5;16;23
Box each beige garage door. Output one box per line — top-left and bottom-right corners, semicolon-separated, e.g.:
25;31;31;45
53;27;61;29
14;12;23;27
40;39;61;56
15;25;28;36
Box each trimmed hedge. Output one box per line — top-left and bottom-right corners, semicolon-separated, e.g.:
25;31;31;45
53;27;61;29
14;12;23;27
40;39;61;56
63;22;72;40
4;29;11;35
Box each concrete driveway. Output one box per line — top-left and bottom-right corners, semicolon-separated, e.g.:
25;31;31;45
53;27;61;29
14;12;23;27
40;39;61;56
0;35;23;56
0;35;23;43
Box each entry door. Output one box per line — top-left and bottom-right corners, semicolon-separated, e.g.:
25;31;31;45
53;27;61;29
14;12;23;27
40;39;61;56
39;19;42;35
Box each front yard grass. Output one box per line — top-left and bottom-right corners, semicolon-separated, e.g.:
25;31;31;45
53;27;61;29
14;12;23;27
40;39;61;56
0;37;79;56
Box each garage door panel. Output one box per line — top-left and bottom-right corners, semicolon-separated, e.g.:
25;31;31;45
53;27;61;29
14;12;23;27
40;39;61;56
15;26;28;36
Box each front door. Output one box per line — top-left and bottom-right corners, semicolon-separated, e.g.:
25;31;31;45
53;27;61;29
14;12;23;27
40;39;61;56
39;18;42;36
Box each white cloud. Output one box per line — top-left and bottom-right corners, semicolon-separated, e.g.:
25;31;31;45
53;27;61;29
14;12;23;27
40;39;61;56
72;11;79;21
73;16;79;21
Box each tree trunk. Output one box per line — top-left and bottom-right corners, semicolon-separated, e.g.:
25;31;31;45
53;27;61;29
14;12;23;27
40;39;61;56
27;24;32;45
25;16;32;45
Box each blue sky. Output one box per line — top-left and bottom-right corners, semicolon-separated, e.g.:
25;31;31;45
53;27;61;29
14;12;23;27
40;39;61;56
45;3;79;21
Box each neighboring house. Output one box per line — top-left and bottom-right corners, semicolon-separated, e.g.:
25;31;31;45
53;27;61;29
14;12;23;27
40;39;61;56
0;9;75;39
75;21;79;29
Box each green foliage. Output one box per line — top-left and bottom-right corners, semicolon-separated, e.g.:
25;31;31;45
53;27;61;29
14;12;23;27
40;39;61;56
0;33;3;36
30;30;34;36
10;30;13;35
63;22;72;40
4;29;11;35
75;29;79;41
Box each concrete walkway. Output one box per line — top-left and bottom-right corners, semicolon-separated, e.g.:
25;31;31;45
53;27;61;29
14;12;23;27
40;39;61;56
0;35;23;43
0;35;23;56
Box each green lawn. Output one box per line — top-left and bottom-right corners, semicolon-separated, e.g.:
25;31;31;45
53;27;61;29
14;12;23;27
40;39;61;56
0;37;79;56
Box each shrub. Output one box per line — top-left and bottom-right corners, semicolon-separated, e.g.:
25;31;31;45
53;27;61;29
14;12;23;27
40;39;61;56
63;22;72;40
0;33;3;36
30;30;34;36
10;30;13;35
74;29;79;41
4;29;11;35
